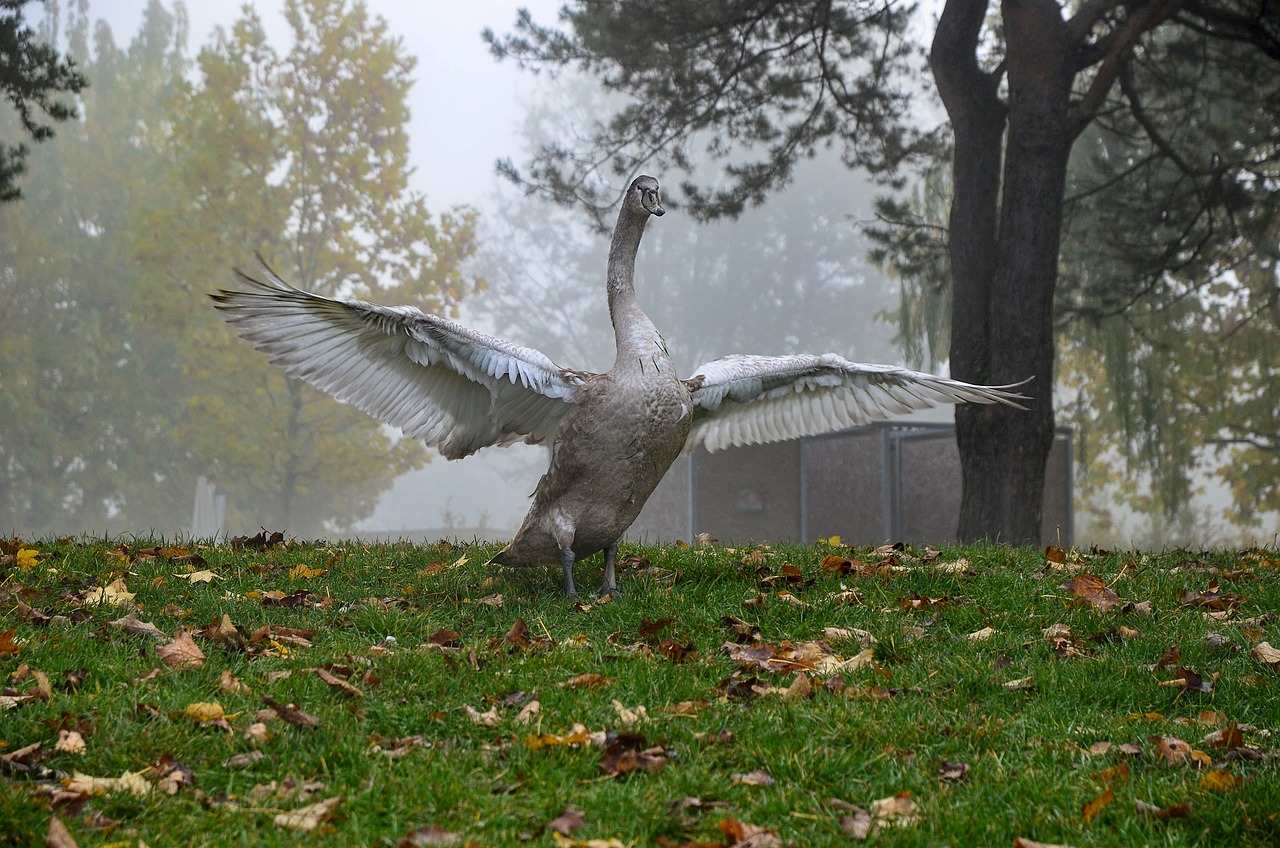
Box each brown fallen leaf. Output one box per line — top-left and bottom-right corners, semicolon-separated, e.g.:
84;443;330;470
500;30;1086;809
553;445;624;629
717;816;781;848
560;672;614;689
274;795;343;831
547;808;586;837
837;806;872;841
156;631;205;670
1133;799;1192;819
730;769;774;787
46;815;79;848
1013;840;1081;848
870;792;921;828
1250;641;1280;668
398;823;465;846
1082;788;1113;824
54;730;87;755
463;705;499;727
260;696;321;729
1200;769;1243;792
315;667;363;699
938;760;969;783
220;668;251;695
1060;574;1122;610
107;614;166;641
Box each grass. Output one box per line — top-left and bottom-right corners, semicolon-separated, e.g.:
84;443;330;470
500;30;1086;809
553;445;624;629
1;537;1278;847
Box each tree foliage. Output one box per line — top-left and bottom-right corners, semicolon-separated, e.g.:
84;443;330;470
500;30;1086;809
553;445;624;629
0;0;481;537
138;0;482;536
487;0;1280;543
0;0;87;202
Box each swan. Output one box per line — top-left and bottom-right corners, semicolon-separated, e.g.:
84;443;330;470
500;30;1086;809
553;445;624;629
211;175;1027;601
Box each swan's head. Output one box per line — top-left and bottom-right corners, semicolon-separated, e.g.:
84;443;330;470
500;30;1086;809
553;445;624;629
627;175;664;218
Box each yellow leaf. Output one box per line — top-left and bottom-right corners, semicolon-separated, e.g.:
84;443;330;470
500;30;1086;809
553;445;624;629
1200;769;1242;792
183;701;228;723
288;564;326;580
80;579;135;608
174;570;219;583
16;548;39;569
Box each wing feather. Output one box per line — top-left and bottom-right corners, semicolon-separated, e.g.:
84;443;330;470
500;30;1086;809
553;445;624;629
685;353;1029;453
210;262;585;459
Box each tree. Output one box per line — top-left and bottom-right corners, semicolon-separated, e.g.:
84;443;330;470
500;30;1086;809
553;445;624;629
0;0;87;202
485;0;1280;544
0;0;188;534
136;0;482;535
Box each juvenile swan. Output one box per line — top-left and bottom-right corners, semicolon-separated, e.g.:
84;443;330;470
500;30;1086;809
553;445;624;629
212;176;1027;600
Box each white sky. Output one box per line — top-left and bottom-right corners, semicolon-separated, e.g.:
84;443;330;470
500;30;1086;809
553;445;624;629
92;0;560;213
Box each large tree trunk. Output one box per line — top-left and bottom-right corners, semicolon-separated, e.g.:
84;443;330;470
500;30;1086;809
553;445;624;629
934;0;1072;544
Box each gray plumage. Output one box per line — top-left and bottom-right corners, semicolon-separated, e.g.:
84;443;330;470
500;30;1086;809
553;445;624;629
211;175;1027;600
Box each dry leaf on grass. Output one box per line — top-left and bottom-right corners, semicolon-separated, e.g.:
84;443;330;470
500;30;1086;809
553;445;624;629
871;792;921;829
314;667;363;698
463;705;498;727
156;631;205;670
54;730;86;755
63;769;151;796
1133;799;1192;819
731;769;774;787
46;816;78;848
107;614;166;641
398;824;467;846
260;696;321;729
274;795;343;831
1060;574;1122;610
1013;840;1080;848
547;808;586;837
80;579;135;608
1250;641;1280;668
1082;788;1113;824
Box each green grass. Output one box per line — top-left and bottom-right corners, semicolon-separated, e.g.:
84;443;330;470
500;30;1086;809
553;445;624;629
2;538;1278;847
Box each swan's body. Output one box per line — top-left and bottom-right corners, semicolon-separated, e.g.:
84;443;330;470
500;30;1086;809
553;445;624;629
212;175;1027;599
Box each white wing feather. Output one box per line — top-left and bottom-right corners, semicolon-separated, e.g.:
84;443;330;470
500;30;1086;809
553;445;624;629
211;264;585;459
685;353;1029;453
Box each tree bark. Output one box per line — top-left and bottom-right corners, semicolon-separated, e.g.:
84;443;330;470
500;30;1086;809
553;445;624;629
935;0;1074;544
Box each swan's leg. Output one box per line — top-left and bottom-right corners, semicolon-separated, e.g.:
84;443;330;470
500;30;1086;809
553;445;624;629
560;546;579;602
598;543;620;598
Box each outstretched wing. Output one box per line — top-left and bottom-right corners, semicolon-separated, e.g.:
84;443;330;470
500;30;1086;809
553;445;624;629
210;263;587;459
684;353;1029;453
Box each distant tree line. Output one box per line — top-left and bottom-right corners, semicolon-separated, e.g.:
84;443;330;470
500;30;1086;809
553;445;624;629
0;0;480;537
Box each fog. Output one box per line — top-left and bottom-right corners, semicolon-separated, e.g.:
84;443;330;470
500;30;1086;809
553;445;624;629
6;1;1276;549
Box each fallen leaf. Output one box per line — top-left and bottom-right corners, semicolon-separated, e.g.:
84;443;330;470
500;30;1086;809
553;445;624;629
108;614;167;641
46;816;78;848
1013;840;1081;848
260;696;321;729
1060;574;1122;610
938;760;969;783
463;705;498;727
54;730;87;755
547;808;586;837
274;795;343;831
731;769;774;787
288;563;326;579
1133;799;1192;819
612;699;647;726
1199;769;1243;792
398;824;465;846
967;626;997;642
174;570;219;583
220;668;251;695
80;579;135;608
717;817;781;848
315;667;363;698
63;769;151;796
560;672;614;689
1250;641;1280;668
870;792;921;828
156;631;205;670
837;806;872;841
1082;788;1113;824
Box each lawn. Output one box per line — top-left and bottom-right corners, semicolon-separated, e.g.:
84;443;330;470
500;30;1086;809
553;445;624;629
1;536;1278;847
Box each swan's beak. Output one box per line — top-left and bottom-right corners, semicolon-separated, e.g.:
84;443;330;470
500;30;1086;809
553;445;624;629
643;190;665;217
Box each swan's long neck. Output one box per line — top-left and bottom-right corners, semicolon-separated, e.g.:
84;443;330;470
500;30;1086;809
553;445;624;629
606;209;666;370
